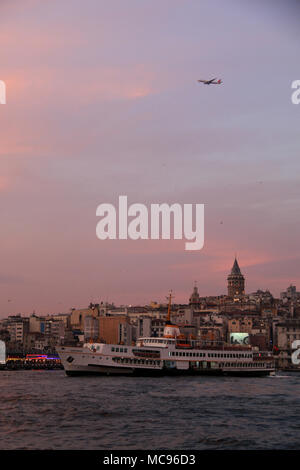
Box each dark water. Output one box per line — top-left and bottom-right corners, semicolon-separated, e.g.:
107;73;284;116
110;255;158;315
0;370;299;450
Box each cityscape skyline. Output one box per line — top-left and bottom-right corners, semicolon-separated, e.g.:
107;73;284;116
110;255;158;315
1;256;299;317
1;1;300;316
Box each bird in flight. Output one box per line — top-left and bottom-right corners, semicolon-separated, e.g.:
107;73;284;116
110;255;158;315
197;78;222;85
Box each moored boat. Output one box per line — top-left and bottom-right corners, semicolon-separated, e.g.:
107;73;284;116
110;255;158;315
57;294;275;377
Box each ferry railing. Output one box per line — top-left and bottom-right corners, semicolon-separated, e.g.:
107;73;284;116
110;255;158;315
175;339;253;350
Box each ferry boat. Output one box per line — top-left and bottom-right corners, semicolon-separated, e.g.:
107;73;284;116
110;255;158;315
57;295;275;377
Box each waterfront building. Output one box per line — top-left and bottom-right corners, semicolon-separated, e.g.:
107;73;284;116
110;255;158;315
227;316;253;334
98;316;133;345
197;325;223;345
273;319;300;369
70;307;99;330
275;319;300;349
151;318;166;337
7;319;29;344
84;316;99;342
136;317;152;339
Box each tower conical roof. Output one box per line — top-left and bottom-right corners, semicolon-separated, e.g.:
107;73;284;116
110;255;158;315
230;257;242;275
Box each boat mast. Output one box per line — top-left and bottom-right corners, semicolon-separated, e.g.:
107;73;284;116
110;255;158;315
166;291;173;323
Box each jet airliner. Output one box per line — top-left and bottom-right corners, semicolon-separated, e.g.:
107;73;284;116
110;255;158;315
198;78;222;85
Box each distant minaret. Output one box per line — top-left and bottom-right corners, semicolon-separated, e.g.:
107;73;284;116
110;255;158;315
189;281;200;308
227;257;245;298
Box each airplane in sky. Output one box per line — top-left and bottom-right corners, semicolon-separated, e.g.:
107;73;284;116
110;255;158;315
197;78;222;85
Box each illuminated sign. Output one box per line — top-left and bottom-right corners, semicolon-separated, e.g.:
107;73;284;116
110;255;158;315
230;332;250;345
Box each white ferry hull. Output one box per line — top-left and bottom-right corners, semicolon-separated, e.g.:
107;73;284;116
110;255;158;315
57;344;275;378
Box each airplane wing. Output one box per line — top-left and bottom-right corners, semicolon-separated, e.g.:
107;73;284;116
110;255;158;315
207;78;217;83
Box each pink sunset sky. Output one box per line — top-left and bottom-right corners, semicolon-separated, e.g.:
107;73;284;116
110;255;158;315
0;0;300;316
